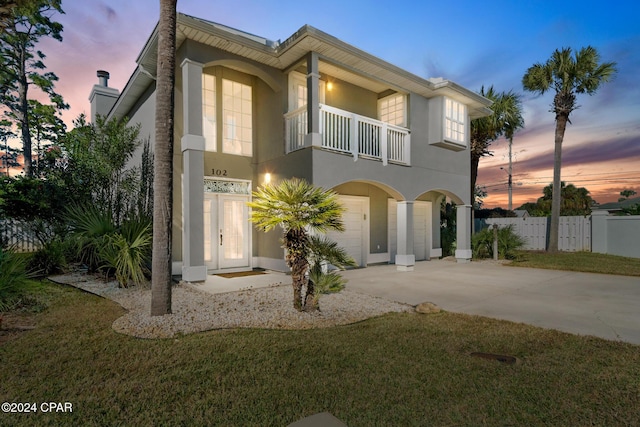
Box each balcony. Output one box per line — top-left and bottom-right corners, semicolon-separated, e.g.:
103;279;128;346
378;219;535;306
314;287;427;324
285;104;410;166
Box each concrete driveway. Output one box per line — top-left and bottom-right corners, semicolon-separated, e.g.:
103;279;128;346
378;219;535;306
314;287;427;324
340;259;640;345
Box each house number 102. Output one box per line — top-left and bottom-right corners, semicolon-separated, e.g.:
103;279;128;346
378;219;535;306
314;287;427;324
212;168;228;177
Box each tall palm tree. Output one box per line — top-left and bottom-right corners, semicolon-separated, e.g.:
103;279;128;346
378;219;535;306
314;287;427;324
470;86;524;200
522;46;616;252
248;178;346;312
150;0;177;316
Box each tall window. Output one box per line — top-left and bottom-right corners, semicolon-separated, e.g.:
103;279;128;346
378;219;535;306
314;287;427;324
378;93;406;127
445;98;466;144
223;79;252;156
202;73;216;151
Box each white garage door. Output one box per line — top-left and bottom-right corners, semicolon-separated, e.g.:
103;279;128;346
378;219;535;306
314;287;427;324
327;196;369;267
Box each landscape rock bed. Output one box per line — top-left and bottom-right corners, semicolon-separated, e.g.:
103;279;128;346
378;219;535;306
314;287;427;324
50;273;413;339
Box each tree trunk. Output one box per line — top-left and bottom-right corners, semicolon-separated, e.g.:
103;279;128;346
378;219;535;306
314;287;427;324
17;62;32;177
150;0;177;316
303;276;318;312
548;114;568;253
285;228;309;311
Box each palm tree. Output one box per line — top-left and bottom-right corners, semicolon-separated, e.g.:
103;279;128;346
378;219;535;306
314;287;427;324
470;86;524;200
150;0;177;316
248;178;346;312
522;46;616;252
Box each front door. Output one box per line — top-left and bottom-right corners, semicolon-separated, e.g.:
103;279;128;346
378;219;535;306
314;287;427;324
204;192;250;271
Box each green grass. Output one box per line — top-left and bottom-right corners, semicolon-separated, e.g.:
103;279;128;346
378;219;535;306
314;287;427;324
509;251;640;276
1;282;639;426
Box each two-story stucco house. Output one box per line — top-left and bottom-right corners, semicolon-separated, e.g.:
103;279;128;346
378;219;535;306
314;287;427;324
89;13;492;282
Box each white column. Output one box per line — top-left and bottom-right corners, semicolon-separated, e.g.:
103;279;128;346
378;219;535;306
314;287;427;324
396;201;415;271
304;52;322;147
180;59;207;282
455;204;472;263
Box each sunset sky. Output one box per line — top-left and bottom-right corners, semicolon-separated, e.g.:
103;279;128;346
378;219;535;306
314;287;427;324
33;0;639;207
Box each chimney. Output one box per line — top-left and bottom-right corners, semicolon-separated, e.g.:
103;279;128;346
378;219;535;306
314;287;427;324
97;70;110;87
89;70;120;122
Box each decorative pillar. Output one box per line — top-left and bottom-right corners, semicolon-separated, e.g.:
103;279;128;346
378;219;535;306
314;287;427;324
455;204;472;263
180;59;207;281
591;210;609;254
396;201;415;271
304;51;322;147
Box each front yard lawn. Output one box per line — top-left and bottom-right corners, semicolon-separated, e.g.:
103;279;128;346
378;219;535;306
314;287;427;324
1;282;638;426
509;251;640;276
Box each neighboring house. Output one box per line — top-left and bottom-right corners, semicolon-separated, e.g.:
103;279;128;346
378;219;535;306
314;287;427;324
596;196;640;213
513;209;529;218
89;14;492;281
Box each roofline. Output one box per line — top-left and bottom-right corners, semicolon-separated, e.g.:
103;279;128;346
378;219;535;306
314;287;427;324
110;13;492;120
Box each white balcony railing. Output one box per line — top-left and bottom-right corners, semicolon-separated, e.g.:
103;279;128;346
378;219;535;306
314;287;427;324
284;104;410;165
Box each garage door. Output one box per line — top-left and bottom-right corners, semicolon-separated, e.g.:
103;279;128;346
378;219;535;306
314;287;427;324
326;196;368;267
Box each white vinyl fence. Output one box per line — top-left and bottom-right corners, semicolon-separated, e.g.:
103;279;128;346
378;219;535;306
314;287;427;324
482;216;591;252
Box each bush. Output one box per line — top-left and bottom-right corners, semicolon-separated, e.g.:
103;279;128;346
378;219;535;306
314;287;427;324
28;238;70;277
0;247;32;311
307;235;356;296
66;205;115;271
98;219;151;287
472;225;525;260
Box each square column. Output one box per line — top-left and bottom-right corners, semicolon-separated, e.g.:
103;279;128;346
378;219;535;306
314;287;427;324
396;201;415;271
180;59;207;282
455;204;472;263
304;51;322;147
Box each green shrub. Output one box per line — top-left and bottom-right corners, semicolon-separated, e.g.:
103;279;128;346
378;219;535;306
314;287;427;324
66;205;115;271
0;247;32;311
99;220;151;287
29;238;69;277
307;235;356;295
472;225;525;260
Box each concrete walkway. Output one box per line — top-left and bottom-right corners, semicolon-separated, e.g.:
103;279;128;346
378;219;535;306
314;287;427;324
341;259;640;345
194;260;640;345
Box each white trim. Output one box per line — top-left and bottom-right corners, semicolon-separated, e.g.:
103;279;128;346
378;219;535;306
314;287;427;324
181;134;205;152
182;265;207;282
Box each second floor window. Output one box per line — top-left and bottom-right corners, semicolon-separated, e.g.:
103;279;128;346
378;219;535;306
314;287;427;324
444;98;466;145
202;72;253;156
378;93;406;127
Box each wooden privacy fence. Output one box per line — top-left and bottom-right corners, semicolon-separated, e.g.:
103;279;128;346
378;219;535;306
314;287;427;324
0;219;43;253
481;216;591;252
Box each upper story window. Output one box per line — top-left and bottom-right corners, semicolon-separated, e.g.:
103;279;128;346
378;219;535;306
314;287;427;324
444;98;466;145
202;71;253;157
378;93;406;127
202;73;217;152
222;79;252;156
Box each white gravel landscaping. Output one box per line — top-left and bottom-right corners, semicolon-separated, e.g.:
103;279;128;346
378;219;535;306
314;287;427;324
49;272;413;339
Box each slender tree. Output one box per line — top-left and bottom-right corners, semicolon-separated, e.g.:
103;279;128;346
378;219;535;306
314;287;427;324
27;99;65;175
523;46;616;252
151;0;177;316
470;86;524;199
0;0;66;177
248;178;346;312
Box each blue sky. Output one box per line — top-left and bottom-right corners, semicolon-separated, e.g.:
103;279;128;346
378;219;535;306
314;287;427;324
40;0;639;206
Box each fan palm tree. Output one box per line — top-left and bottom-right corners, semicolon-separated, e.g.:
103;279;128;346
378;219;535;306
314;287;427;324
150;0;177;316
522;46;616;252
470;86;524;198
248;178;346;312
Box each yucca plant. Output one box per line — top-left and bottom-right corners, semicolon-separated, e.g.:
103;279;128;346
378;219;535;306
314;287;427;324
99;220;152;288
